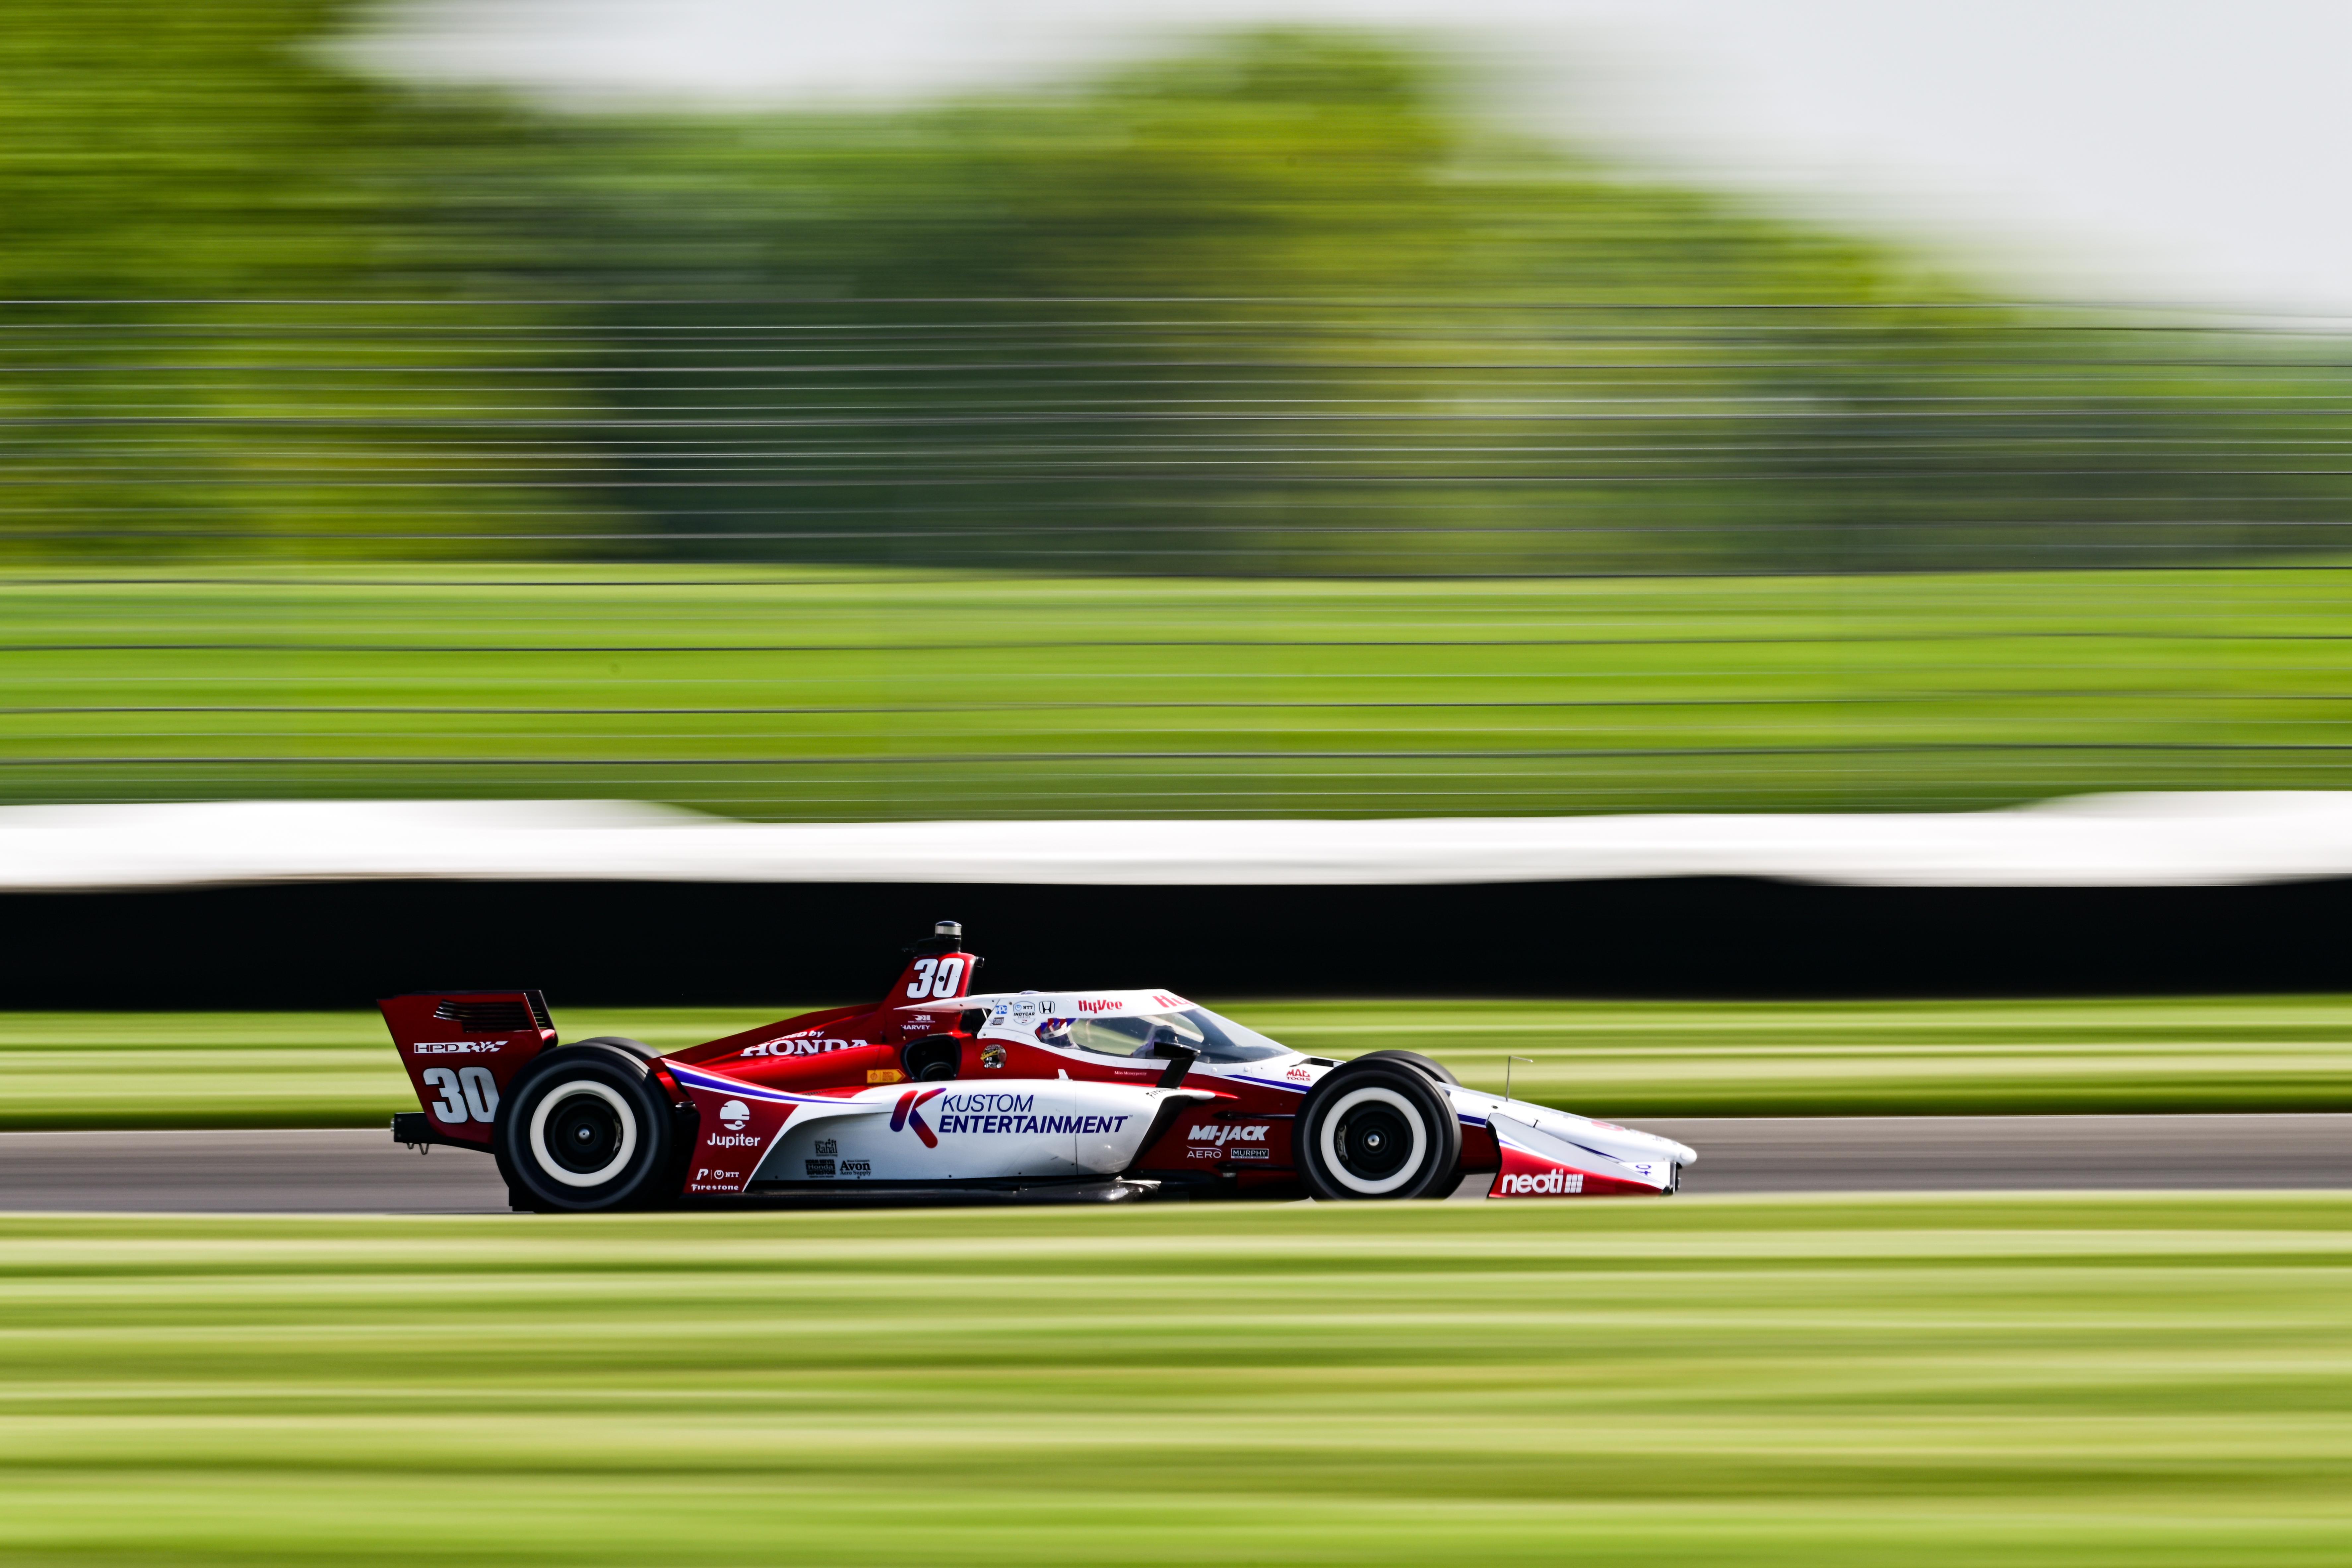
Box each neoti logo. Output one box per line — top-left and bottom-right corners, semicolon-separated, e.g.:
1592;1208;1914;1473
719;1099;751;1131
1499;1169;1584;1196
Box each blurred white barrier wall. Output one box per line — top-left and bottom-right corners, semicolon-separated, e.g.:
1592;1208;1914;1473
11;794;2352;889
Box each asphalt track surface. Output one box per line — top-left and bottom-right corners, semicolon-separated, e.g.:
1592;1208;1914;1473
0;1116;2344;1213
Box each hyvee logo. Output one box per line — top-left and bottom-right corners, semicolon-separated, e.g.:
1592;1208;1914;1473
1187;1123;1270;1146
1077;998;1124;1014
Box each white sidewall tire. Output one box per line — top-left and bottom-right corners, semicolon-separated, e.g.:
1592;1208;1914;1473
1317;1085;1429;1196
528;1080;640;1188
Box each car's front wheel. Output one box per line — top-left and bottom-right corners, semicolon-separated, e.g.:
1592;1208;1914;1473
494;1043;676;1212
1296;1061;1463;1201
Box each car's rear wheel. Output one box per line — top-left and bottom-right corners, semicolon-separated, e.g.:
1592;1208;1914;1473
494;1043;675;1212
1296;1061;1463;1201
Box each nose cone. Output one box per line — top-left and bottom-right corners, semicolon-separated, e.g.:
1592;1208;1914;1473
1614;1127;1699;1167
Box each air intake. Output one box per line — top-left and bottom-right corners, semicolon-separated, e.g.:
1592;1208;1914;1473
432;999;537;1034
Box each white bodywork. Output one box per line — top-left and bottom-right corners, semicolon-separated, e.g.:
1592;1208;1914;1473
953;988;1698;1194
682;987;1696;1194
1451;1087;1695;1191
747;1078;1211;1185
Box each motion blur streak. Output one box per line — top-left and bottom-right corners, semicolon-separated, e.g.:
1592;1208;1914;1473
0;1202;2345;1566
7;998;2350;1131
25;792;2352;888
4;1118;2349;1207
12;299;2352;575
7;11;2352;574
9;10;2352;820
6;12;2347;1568
4;569;2352;818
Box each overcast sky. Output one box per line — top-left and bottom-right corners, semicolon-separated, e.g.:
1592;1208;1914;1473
358;0;2352;318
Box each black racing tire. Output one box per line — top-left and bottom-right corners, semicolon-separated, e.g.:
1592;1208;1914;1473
1345;1049;1460;1087
493;1043;676;1212
1296;1061;1463;1202
567;1035;660;1061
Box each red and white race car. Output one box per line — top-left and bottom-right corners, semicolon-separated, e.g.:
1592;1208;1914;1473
384;921;1697;1211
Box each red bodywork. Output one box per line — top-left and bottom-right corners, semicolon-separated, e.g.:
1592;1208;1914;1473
379;990;558;1148
380;941;1522;1198
654;945;1363;1195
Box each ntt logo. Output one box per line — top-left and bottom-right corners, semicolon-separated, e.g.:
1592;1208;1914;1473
1498;1168;1585;1196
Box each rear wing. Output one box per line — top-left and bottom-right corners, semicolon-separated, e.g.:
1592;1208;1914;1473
377;990;557;1148
888;920;981;1008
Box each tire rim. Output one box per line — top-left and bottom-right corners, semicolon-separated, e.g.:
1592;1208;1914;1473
528;1080;639;1188
1317;1085;1429;1196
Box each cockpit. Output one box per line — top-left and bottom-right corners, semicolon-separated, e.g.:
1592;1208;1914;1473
1053;1006;1291;1064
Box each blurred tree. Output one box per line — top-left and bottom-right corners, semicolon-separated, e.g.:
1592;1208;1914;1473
0;0;602;556
512;30;2352;573
4;18;2343;571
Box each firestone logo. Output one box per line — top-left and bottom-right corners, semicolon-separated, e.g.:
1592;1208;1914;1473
1497;1168;1584;1196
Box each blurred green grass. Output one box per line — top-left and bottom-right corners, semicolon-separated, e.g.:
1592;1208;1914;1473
0;1196;2344;1566
7;562;2352;817
7;995;2350;1130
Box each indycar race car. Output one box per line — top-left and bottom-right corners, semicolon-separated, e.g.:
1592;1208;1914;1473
383;921;1697;1211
